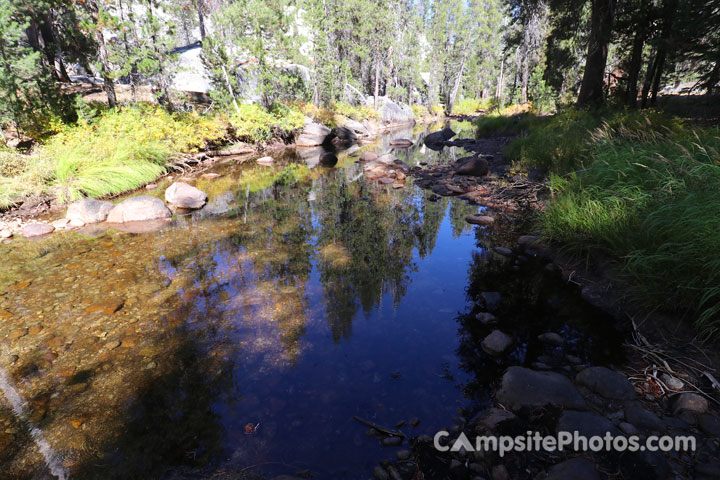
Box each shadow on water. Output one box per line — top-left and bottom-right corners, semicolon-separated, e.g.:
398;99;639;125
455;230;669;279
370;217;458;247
0;123;625;480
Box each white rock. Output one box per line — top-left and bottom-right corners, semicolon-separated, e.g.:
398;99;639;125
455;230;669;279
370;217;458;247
164;182;207;209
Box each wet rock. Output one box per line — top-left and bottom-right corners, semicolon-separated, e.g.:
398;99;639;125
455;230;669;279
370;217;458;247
538;332;564;346
557;410;620;438
482;330;513;356
475;312;497;325
699;414;720;437
481;292;501;312
575;366;636;400
84;300;124;315
456;158;489;177
493;247;512;257
450;459;465;477
409;417;420;427
325;126;357;146
625;405;666;432
673;393;708;416
382;436;403;446
620;449;670;480
373;466;389;480
22;223;54;238
540;457;599;480
496;367;586;411
619;422;639;435
296;120;331;146
165;182;208;209
107;196;172;223
660;373;684;390
517;235;541;247
66;198;115;224
256;156;275;165
396;450;411;460
465;215;494;226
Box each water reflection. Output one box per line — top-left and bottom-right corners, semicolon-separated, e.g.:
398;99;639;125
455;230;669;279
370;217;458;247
0;123;623;480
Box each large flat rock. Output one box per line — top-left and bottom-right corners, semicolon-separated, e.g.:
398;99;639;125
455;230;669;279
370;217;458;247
496;367;586;411
576;366;636;400
107;196;172;223
66;198;115;223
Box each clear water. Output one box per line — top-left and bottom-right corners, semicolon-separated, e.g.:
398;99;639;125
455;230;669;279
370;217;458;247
0;123;623;480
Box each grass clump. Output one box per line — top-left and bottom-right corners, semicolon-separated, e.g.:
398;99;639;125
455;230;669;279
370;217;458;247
229;103;305;143
0;150;54;208
537;109;720;335
452;98;491;115
410;104;429;119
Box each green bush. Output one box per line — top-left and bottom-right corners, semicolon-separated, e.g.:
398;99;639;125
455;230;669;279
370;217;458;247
410;104;429;118
452;98;490;115
229;103;305;142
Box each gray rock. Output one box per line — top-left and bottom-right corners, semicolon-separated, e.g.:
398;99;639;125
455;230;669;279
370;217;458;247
482;330;513;356
360;151;378;162
541;457;599;480
165;182;207;209
619;422;638;435
557;410;620;438
475;312;497;325
473;407;516;431
456;158;489;177
496;367;586;411
107;196;172;223
493;247;513;257
66;198;114;223
326;126;357;145
375;97;415;127
481;292;502;312
466;215;495;226
575;366;636;400
373;465;389;480
673;392;708;415
22;223;54;238
699;414;720;437
256;156;274;165
396;450;411;461
624;405;666;432
424;127;456;147
381;436;403;446
296;120;330;146
390;138;413;147
660;373;684;390
517;235;541;247
538;332;565;346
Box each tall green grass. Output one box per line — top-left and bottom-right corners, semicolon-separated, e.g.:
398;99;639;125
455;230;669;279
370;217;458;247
535;111;720;336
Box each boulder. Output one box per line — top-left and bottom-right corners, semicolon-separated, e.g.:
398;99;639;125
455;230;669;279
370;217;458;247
164;182;207;209
319;152;338;167
371;96;415;127
296;120;331;146
482;330;513;355
325;126;357;146
557;410;621;438
541;458;600;480
256;156;274;165
424;127;456;147
538;332;565;346
575;366;636;400
624;405;666;432
456;157;489;176
496;367;587;411
22;223;54;238
107;196;172;223
472;407;516;432
335;115;369;136
66;198;115;224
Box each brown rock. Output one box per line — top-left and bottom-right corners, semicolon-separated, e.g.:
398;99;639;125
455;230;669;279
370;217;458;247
22;223;54;238
84;300;124;315
28;325;43;335
0;309;12;319
9;280;31;290
8;328;28;340
465;215;495;226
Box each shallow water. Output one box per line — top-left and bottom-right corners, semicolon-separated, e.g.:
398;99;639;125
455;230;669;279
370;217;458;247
0;123;624;479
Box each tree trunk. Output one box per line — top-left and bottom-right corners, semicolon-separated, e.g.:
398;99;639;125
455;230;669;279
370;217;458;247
496;56;504;104
447;46;469;115
374;52;380;109
195;0;206;40
624;2;647;107
577;0;616;107
649;0;678;105
40;13;71;82
93;29;117;107
640;48;656;108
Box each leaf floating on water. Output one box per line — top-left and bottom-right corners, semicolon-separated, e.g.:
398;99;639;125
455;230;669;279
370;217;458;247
243;422;260;435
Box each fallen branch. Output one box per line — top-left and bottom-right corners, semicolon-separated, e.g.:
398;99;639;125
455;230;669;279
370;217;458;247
352;416;405;438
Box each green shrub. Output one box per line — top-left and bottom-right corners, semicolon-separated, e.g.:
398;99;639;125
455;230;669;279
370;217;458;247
410;104;429;119
229;103;305;143
332;102;380;121
452;98;490;115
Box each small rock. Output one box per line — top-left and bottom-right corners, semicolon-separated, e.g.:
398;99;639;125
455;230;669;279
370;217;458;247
381;436;403;446
106;340;121;350
517;235;541;247
473;407;516;432
660;373;684;390
373;466;389;480
390;138;413;147
396;450;411;461
575;366;636;400
538;332;564;346
475;312;497;325
66;198;115;223
465;215;494;226
673;392;708;415
360;151;378;162
69;218;85;228
201;173;221;179
8;328;28;340
408;417;420;427
146;184;157;190
456;158;489;177
51;218;70;229
22;223;54;238
493;247;512;257
482;330;513;356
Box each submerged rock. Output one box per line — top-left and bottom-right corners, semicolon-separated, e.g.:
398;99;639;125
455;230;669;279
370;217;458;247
496;367;587;411
465;215;494;226
107;196;172;223
22;223;54;238
455;157;489;176
66;198;115;224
